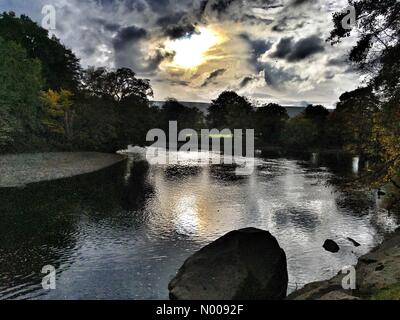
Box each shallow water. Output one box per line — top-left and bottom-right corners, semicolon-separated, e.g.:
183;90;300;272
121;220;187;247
0;150;398;299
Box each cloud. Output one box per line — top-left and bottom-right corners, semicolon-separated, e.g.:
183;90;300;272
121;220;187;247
290;0;317;7
239;76;256;88
264;63;302;88
113;25;147;47
156;11;198;39
270;35;325;62
240;33;272;71
112;25;172;74
164;23;197;39
270;37;293;59
0;0;360;105
201;68;226;87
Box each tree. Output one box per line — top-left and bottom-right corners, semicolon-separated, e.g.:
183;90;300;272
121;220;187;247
118;95;162;148
84;67;153;102
304;105;329;122
329;0;399;101
72;96;121;152
40;89;75;142
283;115;319;150
207;91;254;129
335;87;379;154
0;108;17;148
254;103;289;145
0;37;43;151
160;98;204;133
328;1;399;78
0;12;81;91
356;89;400;189
330;1;400;189
302;104;330;147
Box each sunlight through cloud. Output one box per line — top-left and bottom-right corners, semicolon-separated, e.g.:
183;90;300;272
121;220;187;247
165;27;220;69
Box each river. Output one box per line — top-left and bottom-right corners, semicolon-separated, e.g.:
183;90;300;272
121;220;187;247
0;149;398;299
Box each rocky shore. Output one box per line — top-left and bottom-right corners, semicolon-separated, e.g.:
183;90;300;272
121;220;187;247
169;227;399;300
288;228;400;300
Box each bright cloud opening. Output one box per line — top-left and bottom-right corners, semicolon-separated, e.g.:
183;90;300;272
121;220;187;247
165;27;220;69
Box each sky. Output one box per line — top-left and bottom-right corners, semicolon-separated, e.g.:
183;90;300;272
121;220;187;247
0;0;362;107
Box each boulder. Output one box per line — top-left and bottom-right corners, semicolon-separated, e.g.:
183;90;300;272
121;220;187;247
323;239;340;253
168;228;288;300
289;231;400;300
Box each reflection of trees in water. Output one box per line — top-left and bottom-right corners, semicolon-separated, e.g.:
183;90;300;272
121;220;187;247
209;164;246;182
335;191;376;217
163;165;202;180
273;207;321;232
0;162;126;299
122;160;154;211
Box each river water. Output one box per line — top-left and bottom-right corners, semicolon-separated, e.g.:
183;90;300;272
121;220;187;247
0;149;398;299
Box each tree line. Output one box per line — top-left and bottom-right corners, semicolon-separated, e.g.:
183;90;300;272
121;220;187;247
0;0;399;191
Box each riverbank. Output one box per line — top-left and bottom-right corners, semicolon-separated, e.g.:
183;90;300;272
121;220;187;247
287;228;400;300
0;152;127;188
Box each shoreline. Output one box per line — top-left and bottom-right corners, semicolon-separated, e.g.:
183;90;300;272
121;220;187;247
287;227;400;300
0;152;127;188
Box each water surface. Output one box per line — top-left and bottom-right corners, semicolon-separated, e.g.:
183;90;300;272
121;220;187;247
0;150;398;299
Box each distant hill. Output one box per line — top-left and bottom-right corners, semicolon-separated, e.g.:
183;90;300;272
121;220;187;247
150;101;211;115
150;101;306;118
283;106;307;118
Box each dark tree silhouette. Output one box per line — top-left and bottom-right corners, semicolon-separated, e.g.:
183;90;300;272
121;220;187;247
303;105;329;121
0;12;81;91
328;0;399;93
254;103;289;145
84;67;153;102
330;0;400;191
122;160;154;211
207;91;253;130
161;98;204;133
334;87;379;158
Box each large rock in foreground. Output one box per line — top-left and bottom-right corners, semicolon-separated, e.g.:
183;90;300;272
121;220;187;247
169;228;288;300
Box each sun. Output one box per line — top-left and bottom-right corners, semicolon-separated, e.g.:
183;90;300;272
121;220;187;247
165;27;220;69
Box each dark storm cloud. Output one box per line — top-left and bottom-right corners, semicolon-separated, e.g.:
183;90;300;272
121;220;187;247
290;0;317;6
90;17;121;32
164;24;197;39
327;57;346;66
113;25;148;49
240;33;272;71
201;68;226;87
156;11;187;28
199;0;284;22
270;35;325;62
270;37;293;59
287;35;325;61
271;16;307;33
112;25;172;74
201;0;235;16
264;63;303;88
154;79;190;86
242;14;274;25
239;75;256;88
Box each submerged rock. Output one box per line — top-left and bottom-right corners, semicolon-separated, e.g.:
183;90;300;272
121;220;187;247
347;237;361;247
168;228;288;300
288;229;400;300
323;239;340;253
